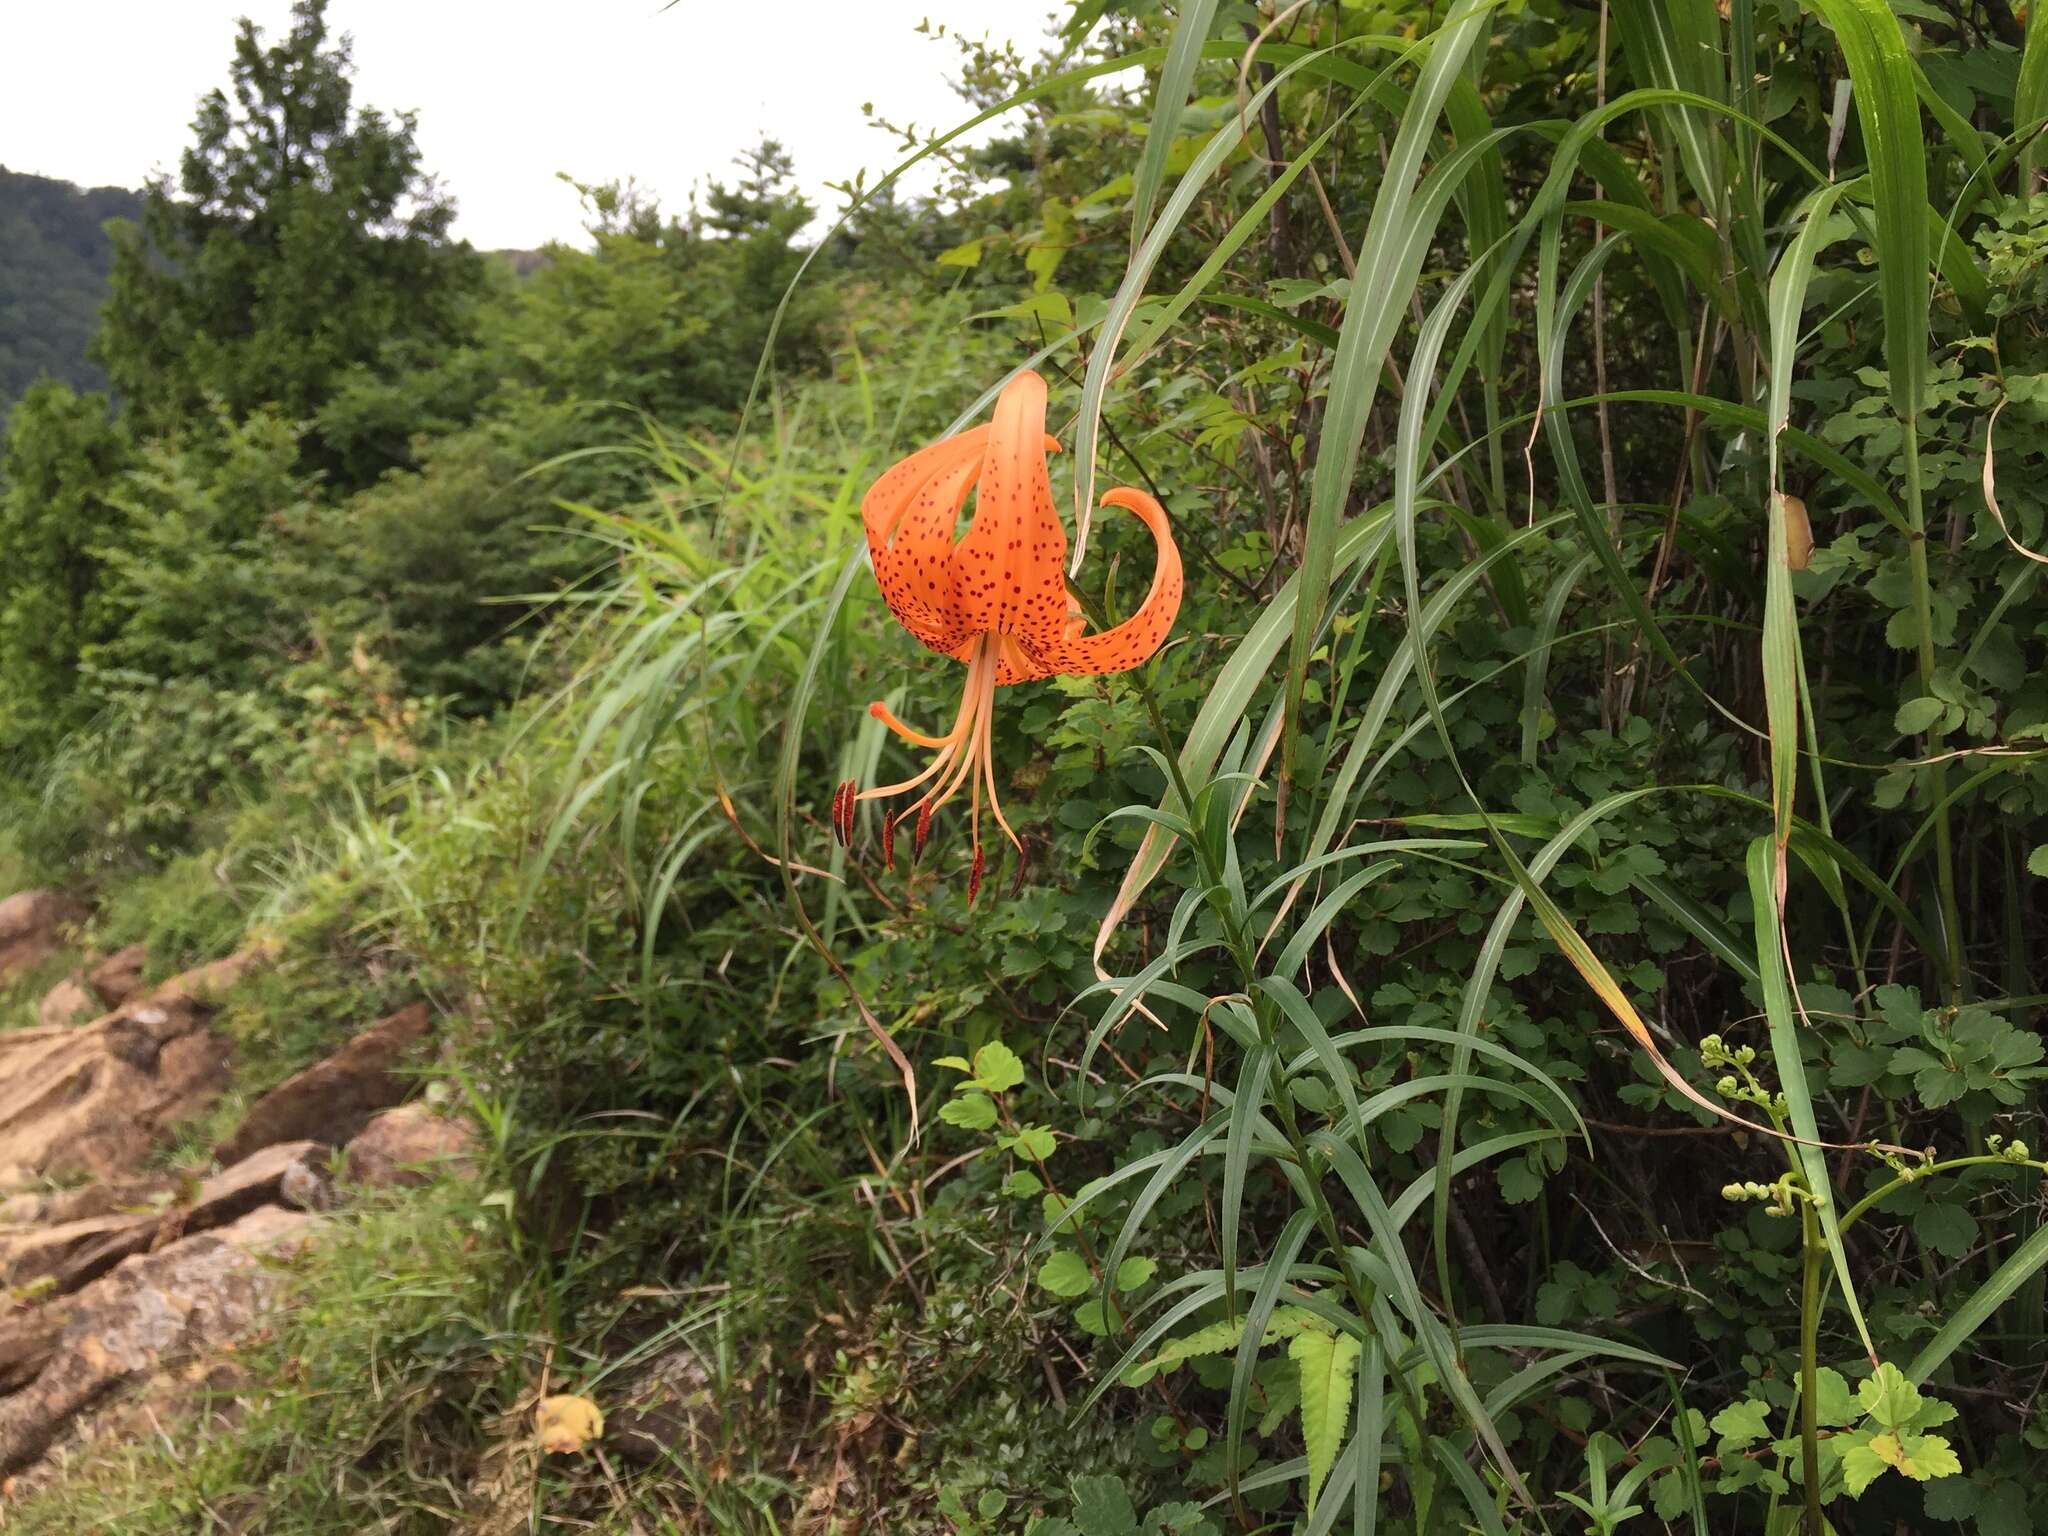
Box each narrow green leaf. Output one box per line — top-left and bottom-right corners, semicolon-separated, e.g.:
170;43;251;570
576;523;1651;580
1908;1223;2048;1384
1762;180;1854;842
2017;6;2048;190
1746;835;1876;1362
1284;0;1494;777
1128;0;1221;256
1073;43;1335;565
1094;508;1394;976
1221;1042;1277;1321
1521;552;1596;764
1804;0;1928;415
1352;1338;1384;1536
1227;1209;1316;1496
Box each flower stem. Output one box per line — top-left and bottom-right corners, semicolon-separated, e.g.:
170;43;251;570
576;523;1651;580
1901;426;1965;1000
1799;1199;1825;1536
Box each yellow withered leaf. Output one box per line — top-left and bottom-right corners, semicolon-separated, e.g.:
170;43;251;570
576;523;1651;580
535;1393;604;1454
1779;493;1814;571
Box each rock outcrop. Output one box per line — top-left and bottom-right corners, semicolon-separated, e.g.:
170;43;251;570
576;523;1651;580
0;890;85;984
216;1001;433;1163
36;977;96;1030
0;902;471;1496
344;1104;478;1188
0;943;273;1189
608;1345;716;1465
0;1141;325;1294
0;1206;318;1474
87;944;148;1008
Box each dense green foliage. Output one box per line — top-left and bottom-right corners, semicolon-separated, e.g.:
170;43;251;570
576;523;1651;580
0;169;144;427
7;2;2048;1535
93;0;481;484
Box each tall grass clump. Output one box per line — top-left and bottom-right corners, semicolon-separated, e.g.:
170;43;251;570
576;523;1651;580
580;4;2048;1531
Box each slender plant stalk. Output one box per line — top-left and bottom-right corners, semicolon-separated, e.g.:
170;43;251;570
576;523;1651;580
1900;429;1965;998
1799;1199;1826;1536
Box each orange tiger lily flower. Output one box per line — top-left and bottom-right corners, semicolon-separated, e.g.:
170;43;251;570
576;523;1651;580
834;370;1183;901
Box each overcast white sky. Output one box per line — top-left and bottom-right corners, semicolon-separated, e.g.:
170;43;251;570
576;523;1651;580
2;1;1065;249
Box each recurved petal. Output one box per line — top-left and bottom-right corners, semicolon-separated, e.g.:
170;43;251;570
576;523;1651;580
1041;486;1183;678
952;371;1071;646
864;426;989;657
861;424;989;546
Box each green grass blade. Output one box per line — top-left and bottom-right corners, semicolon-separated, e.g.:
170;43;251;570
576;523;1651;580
1121;103;1364;374
1072;43;1334;566
1227;1208;1317;1500
1908;1223;2048;1384
2021;9;2048;189
1746;835;1876;1362
1220;1041;1278;1329
1128;0;1221;257
1804;0;1927;416
1315;1134;1531;1502
1093;506;1395;976
1634;872;1761;985
1764;181;1854;842
1352;1337;1384;1536
1521;551;1595;764
1282;0;1495;781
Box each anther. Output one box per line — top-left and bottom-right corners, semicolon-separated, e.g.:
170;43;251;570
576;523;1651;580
834;780;857;847
968;843;986;906
914;803;933;860
881;812;897;872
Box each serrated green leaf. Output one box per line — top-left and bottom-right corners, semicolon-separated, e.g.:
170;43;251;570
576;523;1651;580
1873;1430;1962;1482
1979;1482;2031;1536
972;1041;1026;1092
1815;1366;1857;1427
1149;1318;1247;1370
1858;1362;1924;1429
1840;1432;1889;1497
1009;1124;1056;1160
1712;1398;1773;1449
1290;1328;1360;1518
1140;1501;1215;1536
1914;1202;1977;1259
939;1092;997;1131
1069;1472;1138;1536
1923;1472;1982;1520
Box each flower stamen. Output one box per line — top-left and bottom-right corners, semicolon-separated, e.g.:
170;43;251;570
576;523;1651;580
849;369;1183;903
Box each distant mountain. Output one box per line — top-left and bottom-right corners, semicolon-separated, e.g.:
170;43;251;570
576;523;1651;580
0;166;148;427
